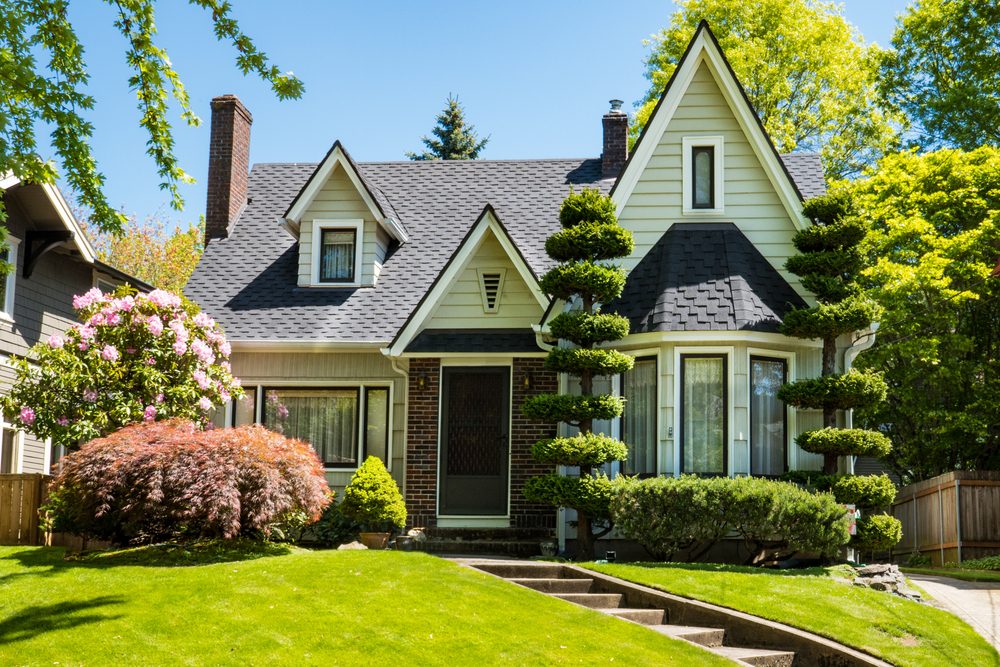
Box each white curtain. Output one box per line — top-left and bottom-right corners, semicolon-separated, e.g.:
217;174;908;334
264;389;358;465
320;230;355;281
683;356;725;474
623;358;656;476
365;388;389;461
751;358;786;476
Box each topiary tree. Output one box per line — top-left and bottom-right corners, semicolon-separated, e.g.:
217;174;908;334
0;286;243;448
778;192;901;552
340;456;407;533
523;188;635;561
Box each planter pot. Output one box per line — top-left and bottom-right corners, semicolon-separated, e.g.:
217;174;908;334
394;535;415;551
359;532;390;550
540;540;558;557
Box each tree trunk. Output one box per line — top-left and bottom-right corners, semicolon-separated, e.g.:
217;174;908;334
576;511;595;561
823;335;838;474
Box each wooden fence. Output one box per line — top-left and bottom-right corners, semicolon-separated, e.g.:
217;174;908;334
0;473;50;546
892;470;1000;565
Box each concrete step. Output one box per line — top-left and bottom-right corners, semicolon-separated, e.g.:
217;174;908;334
650;624;725;647
713;646;795;667
473;562;565;579
415;539;541;558
552;593;622;609
510;577;593;594
601;607;665;625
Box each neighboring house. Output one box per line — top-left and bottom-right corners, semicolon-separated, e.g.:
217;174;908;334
187;23;864;535
0;177;151;475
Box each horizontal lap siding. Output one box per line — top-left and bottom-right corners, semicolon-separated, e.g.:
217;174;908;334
297;166;381;287
618;60;808;303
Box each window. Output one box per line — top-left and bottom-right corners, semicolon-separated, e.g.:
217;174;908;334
364;387;390;462
681;354;727;475
319;229;357;283
682;137;724;213
750;357;788;476
477;269;506;313
692;146;715;209
0;237;19;319
622;357;657;476
263;388;360;468
0;428;17;474
232;387;257;426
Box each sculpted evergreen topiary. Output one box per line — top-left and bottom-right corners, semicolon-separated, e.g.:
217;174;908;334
780;192;901;551
523;188;634;560
340;456;407;532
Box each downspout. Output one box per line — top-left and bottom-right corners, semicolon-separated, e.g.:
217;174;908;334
841;323;879;475
382;349;409;481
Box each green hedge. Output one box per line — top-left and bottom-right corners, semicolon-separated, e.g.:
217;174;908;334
531;433;628;468
545;347;634;377
540;262;626;304
795;427;893;458
780;298;879;339
545;222;634;262
855;513;903;552
778;371;888;411
524;473;614;520
558;188;617;228
611;475;850;562
522;394;625;423
548;311;630;347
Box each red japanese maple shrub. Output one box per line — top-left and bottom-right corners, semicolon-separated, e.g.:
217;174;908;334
45;419;331;545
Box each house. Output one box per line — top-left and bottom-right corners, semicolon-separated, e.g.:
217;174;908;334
0;177;151;475
187;23;863;540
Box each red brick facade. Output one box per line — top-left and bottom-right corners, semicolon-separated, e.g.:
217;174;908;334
206;94;253;244
404;357;558;530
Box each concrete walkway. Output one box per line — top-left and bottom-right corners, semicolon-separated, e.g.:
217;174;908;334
908;574;1000;650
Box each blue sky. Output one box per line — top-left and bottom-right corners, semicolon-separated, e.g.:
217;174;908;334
62;0;910;227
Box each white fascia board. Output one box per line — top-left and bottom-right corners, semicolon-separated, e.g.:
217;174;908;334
229;339;388;353
611;31;808;231
41;182;97;263
617;330;823;349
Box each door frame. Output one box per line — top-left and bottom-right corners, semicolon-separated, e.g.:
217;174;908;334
436;357;513;526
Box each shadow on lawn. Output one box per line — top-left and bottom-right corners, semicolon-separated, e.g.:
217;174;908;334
0;596;125;644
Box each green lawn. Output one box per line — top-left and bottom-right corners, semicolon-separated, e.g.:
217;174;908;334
584;561;998;667
902;566;1000;583
0;545;729;666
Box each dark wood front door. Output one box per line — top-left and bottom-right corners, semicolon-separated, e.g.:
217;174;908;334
439;366;510;516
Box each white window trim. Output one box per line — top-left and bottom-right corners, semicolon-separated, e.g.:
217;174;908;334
672;346;735;477
682;136;725;215
0;236;20;321
746;348;797;476
0;410;24;474
310;219;364;287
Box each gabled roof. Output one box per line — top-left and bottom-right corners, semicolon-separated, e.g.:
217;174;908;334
611;21;813;228
282;140;408;243
1;177;96;262
607;223;807;333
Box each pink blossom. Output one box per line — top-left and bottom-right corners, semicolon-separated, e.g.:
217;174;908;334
147;315;164;336
105;312;121;326
232;377;242;389
277;404;289;419
83;389;98;403
146;357;156;366
115;296;135;312
100;345;119;362
72;287;103;310
56;416;69;426
19;407;35;426
147;289;182;309
48;334;65;349
193;312;214;328
190;339;214;365
199;396;213;412
173;340;187;356
143;405;157;422
192;369;210;390
126;347;136;355
219;389;231;403
156;393;165;403
88;312;106;326
220;361;232;373
219;340;232;357
78;341;90;352
169;319;189;342
77;325;96;341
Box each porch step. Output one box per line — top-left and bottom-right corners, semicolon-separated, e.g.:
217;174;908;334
414;539;541;558
650;624;725;647
510;577;593;593
713;646;795;667
601;607;666;625
473;562;565;579
552;593;622;609
423;527;552;541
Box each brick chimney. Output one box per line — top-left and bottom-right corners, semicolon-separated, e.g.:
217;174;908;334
205;94;253;244
602;99;628;179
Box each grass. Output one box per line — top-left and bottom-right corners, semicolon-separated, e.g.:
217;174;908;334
901;566;1000;583
0;545;730;666
584;561;999;667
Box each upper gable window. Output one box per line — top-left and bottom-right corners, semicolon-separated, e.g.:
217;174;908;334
682;136;724;214
311;220;363;286
0;236;20;320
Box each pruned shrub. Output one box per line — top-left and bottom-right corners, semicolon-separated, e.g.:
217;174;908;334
544;347;634;376
611;475;850;564
855;513;903;552
530;433;628;468
521;394;624;423
310;502;360;548
795;428;893;459
778;371;888;411
524;473;614;522
44;419;331;545
831;474;897;508
340;456;407;532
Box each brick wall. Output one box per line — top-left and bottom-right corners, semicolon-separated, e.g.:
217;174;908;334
511;358;559;529
206;94;253;244
405;358;440;528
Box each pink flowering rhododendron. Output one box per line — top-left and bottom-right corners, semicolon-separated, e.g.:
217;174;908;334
0;287;243;448
44;419;331;544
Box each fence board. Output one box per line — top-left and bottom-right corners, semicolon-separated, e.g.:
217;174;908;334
0;474;50;546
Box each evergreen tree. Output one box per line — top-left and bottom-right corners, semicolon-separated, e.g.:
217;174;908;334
406;95;489;161
523;189;634;561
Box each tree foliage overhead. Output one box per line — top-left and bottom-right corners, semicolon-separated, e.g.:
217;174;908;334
523;188;634;561
850;147;1000;482
0;0;303;234
879;0;1000;151
636;0;900;179
406;95;489;161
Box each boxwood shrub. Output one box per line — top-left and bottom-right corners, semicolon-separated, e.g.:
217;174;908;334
611;475;850;563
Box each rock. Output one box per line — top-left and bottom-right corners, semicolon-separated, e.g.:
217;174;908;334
407;528;427;543
857;563;893;576
337;541;368;550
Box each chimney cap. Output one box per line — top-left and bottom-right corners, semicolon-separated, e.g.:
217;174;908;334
608;99;625;114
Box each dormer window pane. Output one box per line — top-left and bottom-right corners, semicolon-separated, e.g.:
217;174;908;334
692;146;714;209
320;229;356;282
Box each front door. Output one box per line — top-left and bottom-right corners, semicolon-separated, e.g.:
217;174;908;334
439;366;510;516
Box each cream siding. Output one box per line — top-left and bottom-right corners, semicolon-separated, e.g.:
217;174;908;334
229;351;406;495
423;230;544;330
617;60;809;303
297;165;381;287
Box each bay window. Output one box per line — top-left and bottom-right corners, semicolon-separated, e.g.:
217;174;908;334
680;354;727;475
622;357;657;476
750;357;788;476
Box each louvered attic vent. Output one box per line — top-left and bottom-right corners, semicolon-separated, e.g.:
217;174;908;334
477;268;506;313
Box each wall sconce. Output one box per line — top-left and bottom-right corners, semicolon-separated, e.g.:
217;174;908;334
416;373;427;390
522;372;533;390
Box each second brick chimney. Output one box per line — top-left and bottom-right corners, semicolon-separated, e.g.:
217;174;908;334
602;99;628;179
205;94;253;245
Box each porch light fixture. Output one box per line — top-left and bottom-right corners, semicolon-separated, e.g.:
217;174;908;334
416;373;427;390
522;372;532;390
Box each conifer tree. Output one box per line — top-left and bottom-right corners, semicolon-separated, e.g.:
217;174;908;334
523;189;634;560
406;95;489;160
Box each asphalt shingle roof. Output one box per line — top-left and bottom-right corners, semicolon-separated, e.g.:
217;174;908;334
779;153;826;200
406;329;541;353
607;223;808;333
186;154;823;342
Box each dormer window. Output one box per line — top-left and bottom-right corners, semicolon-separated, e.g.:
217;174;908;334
311;219;363;286
682;136;724;214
